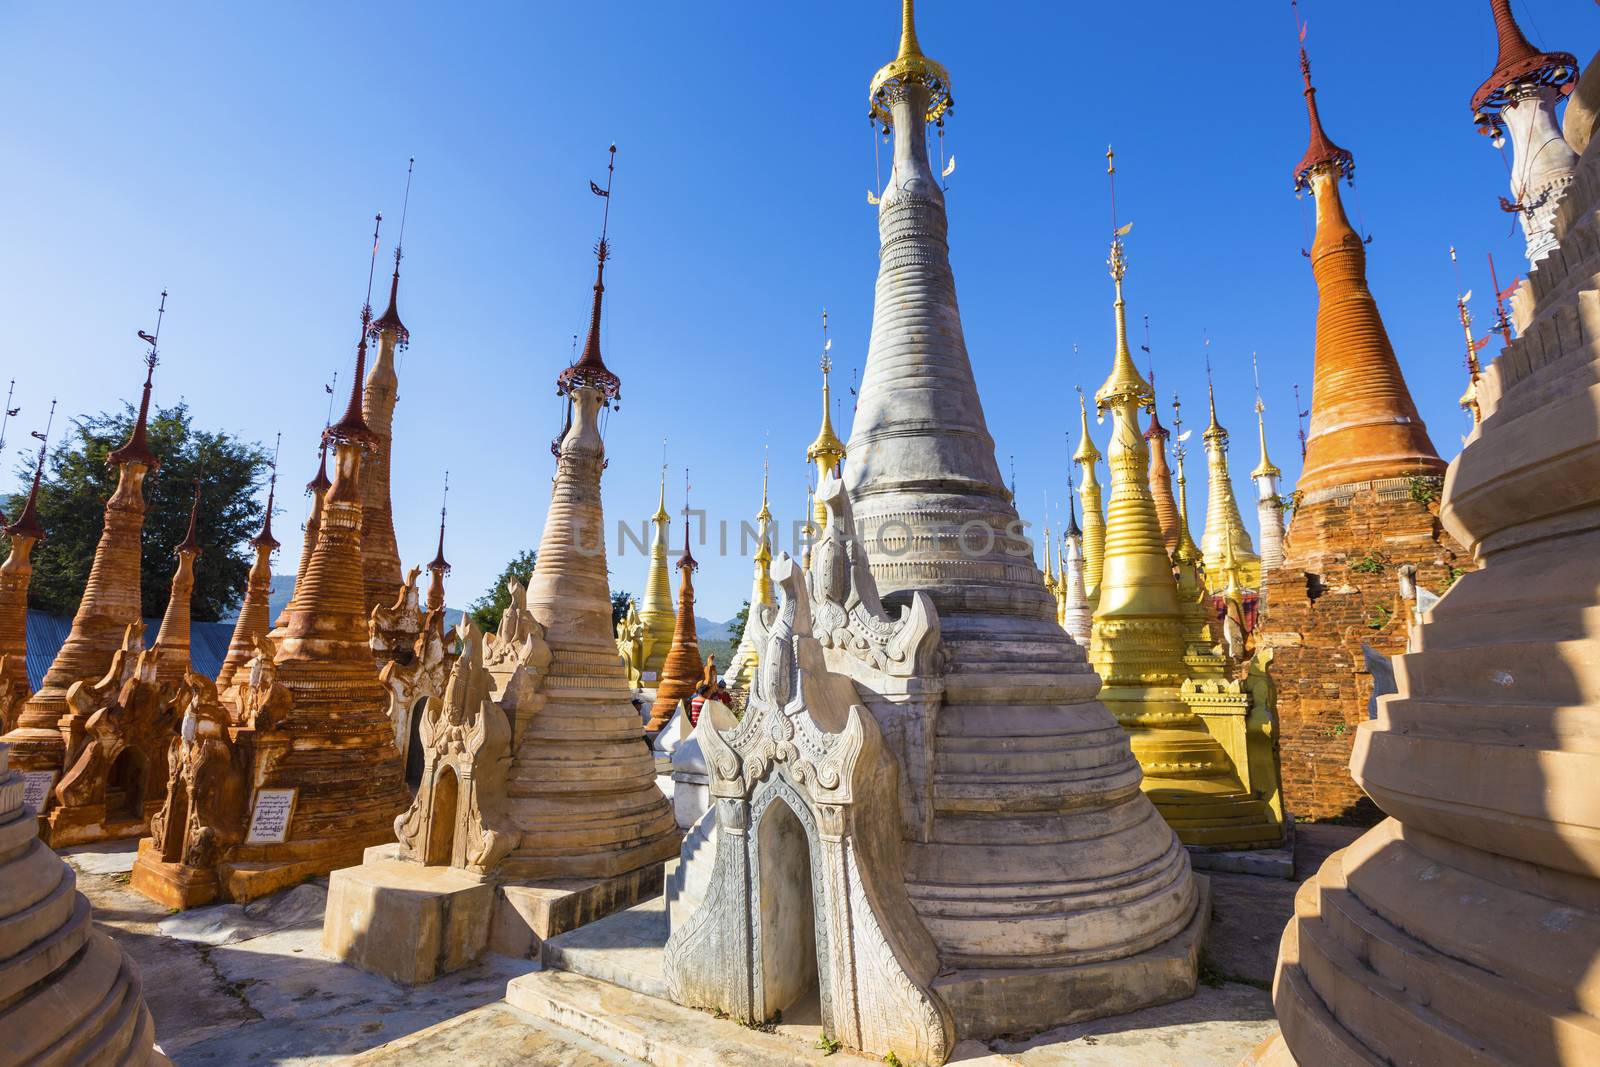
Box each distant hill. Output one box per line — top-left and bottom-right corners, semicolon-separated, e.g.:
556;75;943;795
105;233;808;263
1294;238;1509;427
695;616;738;643
225;575;464;631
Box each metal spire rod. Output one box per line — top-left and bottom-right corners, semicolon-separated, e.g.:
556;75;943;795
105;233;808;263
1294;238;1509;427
596;144;617;247
0;380;15;463
364;213;384;315
395;157;415;259
1251;351;1265;415
1487;251;1514;347
1293;382;1309;460
28;399;57;475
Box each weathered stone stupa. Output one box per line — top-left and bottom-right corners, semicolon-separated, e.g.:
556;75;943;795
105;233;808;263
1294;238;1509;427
646;518;704;731
1263;63;1600;1065
820;0;1205;1041
0;741;171;1066
273;442;330;636
0;436;47;733
1199;378;1261;589
3;331;161;788
230;308;411;898
1087;224;1281;853
149;483;201;691
325;174;678;981
133;245;410;905
216;467;279;701
1254;37;1464;820
1471;0;1579;266
357;215;413;616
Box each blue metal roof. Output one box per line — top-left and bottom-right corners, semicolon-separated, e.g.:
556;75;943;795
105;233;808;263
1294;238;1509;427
23;611;234;690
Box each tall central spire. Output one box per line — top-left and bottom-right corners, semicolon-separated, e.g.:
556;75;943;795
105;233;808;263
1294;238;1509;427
360;193;407;615
1292;37;1444;495
839;5;1202;1024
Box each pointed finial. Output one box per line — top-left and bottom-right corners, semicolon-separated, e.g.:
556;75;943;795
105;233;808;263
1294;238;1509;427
1472;0;1578;136
1203;337;1224;438
110;290;167;469
371;158;415;348
430;470;451;573
329;216;382;445
1291;1;1356;191
869;0;952;126
1096;150;1150;413
679;468;698;572
559;144;623;403
177;476;203;556
808;307;847;472
6;398;55;541
253;433;282;549
1250;358;1281;480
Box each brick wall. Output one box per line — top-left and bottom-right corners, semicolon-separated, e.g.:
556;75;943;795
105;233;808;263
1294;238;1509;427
1256;477;1468;822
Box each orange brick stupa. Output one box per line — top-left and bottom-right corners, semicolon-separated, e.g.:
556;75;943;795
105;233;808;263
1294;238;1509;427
1254;32;1465;820
0;425;48;732
216;463;279;701
646;517;704;731
133;228;409;906
3;304;164;792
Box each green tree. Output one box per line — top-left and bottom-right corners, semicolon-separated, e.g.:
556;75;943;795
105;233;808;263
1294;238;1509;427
610;589;632;629
4;402;269;622
469;549;538;632
728;599;751;643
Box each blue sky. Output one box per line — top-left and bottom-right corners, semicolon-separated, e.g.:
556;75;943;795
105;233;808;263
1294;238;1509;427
1;2;1592;619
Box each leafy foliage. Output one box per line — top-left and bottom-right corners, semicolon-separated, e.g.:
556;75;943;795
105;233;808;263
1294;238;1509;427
1408;475;1442;508
611;589;632;629
4;402;269;622
469;549;538;633
727;599;751;644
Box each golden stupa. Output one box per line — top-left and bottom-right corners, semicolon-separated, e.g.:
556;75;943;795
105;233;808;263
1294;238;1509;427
1072;391;1105;606
1087;218;1281;852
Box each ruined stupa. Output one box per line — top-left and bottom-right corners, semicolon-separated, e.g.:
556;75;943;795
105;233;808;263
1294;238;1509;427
3;314;163;793
673;1;1208;1047
0;741;171;1065
216;465;279;702
1262;55;1600;1066
0;428;48;733
132;231;409;906
45;485;202;848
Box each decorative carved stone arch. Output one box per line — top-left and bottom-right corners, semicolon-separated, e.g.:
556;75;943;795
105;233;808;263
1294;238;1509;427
663;554;954;1065
394;618;519;875
51;637;179;841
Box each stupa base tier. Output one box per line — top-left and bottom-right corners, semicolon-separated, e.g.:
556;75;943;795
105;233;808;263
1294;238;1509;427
129;839;221;909
930;875;1211;1041
146;823;404;907
44;805;154;849
323;857;496;985
1271;820;1600;1066
490;862;666;959
324;842;667;984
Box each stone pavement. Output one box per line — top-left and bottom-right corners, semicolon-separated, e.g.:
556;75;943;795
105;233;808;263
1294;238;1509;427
63;839;538;1065
68;824;1363;1065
